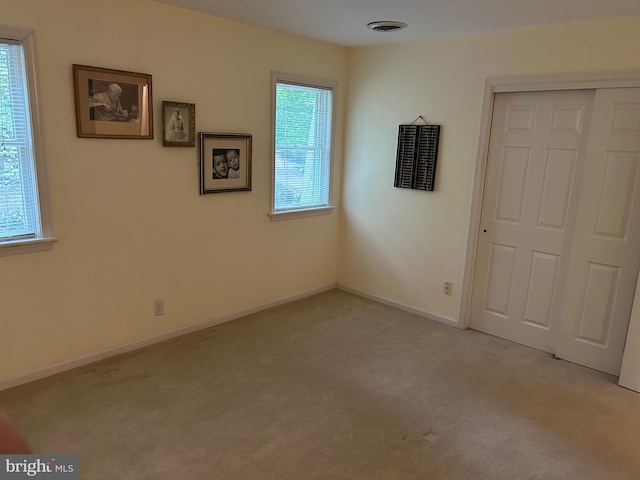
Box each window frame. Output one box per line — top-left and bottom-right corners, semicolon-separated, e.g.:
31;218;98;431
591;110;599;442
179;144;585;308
269;71;337;221
0;26;55;257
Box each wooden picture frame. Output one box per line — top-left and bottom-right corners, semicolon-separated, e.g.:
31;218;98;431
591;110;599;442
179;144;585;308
73;64;153;139
199;133;252;194
162;101;196;147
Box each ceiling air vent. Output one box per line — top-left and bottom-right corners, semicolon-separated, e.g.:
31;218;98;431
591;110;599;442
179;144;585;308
367;21;408;33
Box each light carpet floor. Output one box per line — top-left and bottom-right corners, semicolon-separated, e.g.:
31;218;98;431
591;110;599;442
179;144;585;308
1;289;639;479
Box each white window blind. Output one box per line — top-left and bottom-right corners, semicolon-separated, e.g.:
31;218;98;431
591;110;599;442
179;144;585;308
274;80;333;212
0;39;39;241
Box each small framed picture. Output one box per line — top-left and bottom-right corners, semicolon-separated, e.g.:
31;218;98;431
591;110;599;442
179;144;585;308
199;133;252;194
73;64;153;139
162;101;196;147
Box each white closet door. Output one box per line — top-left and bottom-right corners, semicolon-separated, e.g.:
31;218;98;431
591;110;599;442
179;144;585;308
470;90;594;352
556;88;640;375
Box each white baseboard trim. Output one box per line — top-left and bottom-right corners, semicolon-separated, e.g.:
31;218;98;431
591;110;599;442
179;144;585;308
336;284;461;329
0;283;337;392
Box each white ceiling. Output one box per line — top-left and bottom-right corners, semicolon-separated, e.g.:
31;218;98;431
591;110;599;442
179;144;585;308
157;0;640;46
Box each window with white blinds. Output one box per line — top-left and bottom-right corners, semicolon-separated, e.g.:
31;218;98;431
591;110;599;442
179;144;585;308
0;29;53;256
0;39;39;241
272;73;335;217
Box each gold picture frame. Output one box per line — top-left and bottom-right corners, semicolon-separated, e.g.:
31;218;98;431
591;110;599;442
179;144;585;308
73;64;153;139
199;133;252;194
162;101;196;147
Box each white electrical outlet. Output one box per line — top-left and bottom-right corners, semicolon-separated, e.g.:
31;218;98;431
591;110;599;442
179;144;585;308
154;299;164;316
444;282;453;296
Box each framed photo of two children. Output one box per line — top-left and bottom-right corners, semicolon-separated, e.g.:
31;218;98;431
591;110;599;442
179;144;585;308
199;133;252;194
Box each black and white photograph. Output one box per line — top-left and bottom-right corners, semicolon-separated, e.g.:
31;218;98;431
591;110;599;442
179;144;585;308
200;133;252;194
73;64;153;139
88;80;140;122
212;149;241;179
162;101;196;147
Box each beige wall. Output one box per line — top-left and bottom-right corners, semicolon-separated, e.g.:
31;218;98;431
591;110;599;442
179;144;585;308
339;16;640;324
0;0;348;383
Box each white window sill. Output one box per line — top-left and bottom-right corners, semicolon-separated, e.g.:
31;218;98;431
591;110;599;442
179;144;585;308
268;206;336;222
0;236;58;257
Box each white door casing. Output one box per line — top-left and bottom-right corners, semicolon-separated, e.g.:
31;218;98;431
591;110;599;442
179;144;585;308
619;278;640;392
555;88;640;375
470;90;595;352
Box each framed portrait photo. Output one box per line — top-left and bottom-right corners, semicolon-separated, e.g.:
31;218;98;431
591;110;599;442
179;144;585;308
73;64;153;139
162;101;196;147
199;133;252;194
